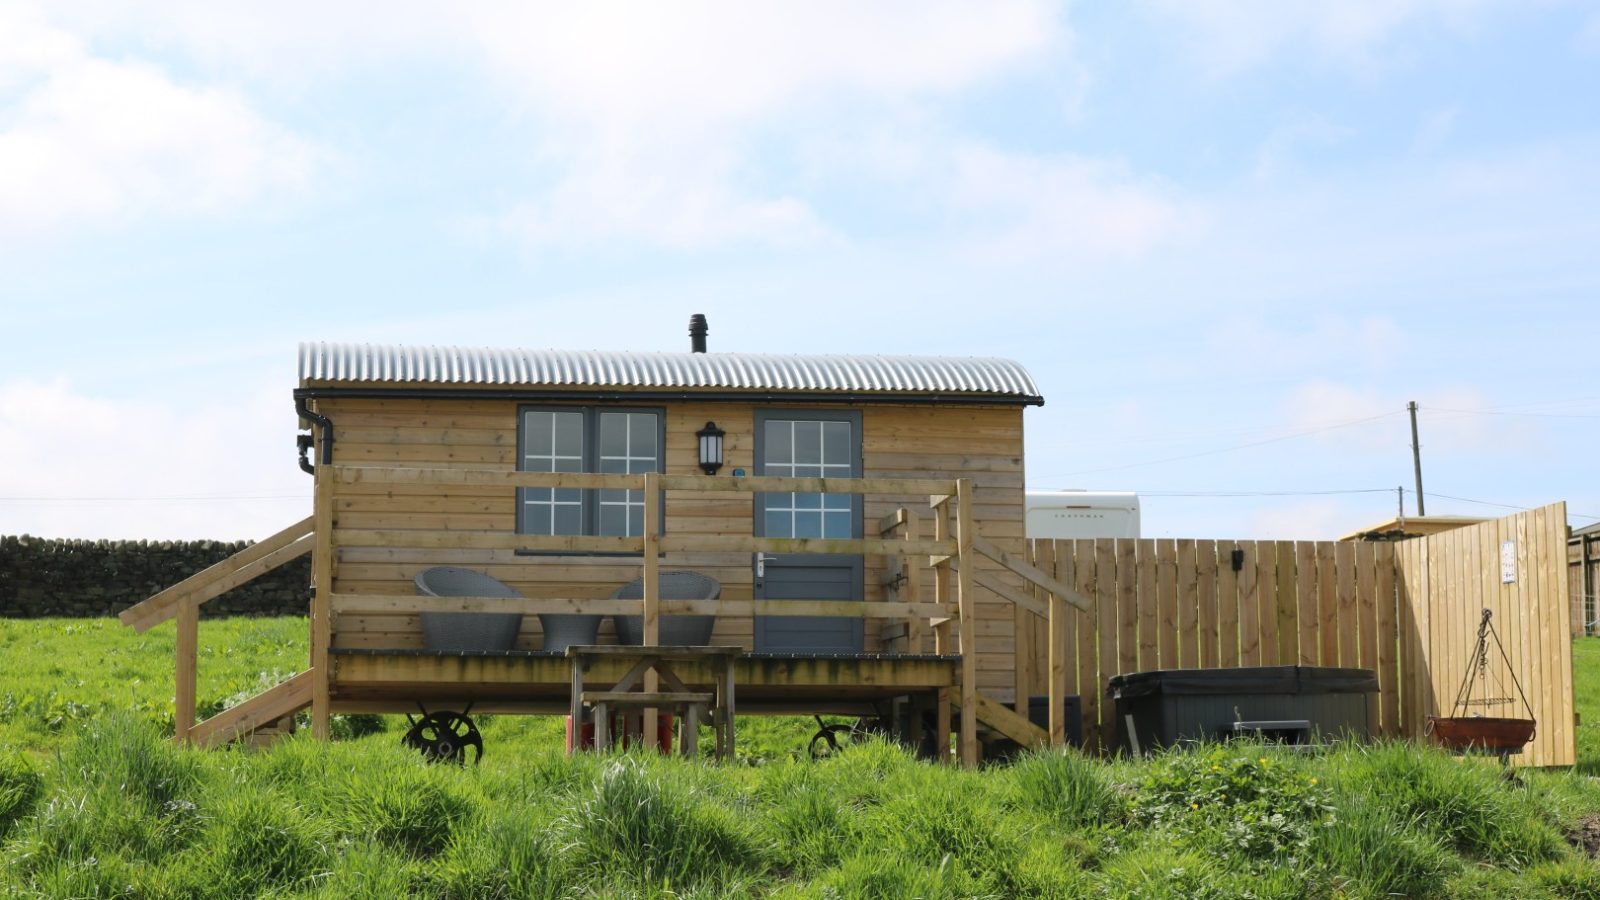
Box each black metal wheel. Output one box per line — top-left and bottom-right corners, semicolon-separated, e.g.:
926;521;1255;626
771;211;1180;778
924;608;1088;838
808;720;853;759
402;706;483;765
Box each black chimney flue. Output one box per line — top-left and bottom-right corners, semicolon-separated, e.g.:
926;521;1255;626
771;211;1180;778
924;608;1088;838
689;314;709;353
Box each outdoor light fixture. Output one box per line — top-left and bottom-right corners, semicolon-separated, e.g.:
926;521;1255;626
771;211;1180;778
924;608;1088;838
697;421;726;475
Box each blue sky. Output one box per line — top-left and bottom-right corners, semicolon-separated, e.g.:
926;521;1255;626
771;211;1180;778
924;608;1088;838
2;1;1597;541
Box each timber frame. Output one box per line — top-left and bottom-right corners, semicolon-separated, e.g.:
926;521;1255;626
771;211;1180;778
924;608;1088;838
120;466;1090;766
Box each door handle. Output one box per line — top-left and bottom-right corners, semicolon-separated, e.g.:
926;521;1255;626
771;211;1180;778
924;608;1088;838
756;553;777;578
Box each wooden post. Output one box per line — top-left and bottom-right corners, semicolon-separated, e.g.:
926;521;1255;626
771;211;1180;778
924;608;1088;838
904;511;925;653
642;473;661;742
954;478;979;768
931;496;952;655
174;599;198;745
1048;542;1069;747
310;464;335;740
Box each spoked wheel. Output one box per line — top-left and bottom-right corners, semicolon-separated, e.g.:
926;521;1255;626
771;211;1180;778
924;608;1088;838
808;714;893;760
402;703;483;765
808;717;854;760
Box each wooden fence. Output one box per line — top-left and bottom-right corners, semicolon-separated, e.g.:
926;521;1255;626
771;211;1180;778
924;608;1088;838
1570;529;1599;637
1398;504;1574;767
1019;503;1574;767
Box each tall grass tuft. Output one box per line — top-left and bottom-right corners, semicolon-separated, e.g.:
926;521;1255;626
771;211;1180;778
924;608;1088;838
184;791;330;896
1333;741;1565;867
57;713;202;811
1311;793;1457;899
429;806;569;899
565;755;766;893
1006;745;1119;828
0;750;42;836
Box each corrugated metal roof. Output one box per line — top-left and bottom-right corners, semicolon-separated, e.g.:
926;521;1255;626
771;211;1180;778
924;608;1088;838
298;342;1042;402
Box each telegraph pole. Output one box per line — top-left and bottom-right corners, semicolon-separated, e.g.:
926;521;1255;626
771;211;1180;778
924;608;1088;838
1408;401;1425;516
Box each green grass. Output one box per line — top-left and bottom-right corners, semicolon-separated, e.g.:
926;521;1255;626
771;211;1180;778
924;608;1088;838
3;617;1600;897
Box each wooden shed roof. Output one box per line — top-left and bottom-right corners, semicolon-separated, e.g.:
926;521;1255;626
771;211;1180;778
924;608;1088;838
297;342;1044;404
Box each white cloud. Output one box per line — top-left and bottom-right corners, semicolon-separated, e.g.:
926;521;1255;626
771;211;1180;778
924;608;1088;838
1142;0;1517;76
946;143;1191;261
0;7;318;235
32;1;1068;249
0;378;310;540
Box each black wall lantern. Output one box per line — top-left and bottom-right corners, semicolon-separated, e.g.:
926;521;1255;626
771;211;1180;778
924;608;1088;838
697;421;726;475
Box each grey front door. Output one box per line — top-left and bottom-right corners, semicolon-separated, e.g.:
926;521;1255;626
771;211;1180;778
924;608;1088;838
754;411;865;653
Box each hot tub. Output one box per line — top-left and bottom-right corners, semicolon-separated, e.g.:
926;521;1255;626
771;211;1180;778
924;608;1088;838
1105;666;1378;754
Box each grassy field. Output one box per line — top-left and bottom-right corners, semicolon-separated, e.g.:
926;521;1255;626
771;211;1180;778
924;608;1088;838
3;617;1600;898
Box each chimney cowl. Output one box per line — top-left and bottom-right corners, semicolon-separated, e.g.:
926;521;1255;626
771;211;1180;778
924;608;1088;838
689;314;709;353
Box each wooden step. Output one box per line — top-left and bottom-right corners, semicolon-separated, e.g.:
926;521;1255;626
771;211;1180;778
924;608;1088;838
188;670;316;748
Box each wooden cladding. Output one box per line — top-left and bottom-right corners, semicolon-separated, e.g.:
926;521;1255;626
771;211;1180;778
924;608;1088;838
1022;504;1574;767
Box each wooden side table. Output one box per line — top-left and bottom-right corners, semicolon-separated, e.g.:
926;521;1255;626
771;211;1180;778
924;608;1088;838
566;645;741;760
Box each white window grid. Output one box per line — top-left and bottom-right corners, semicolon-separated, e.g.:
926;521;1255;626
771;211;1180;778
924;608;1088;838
522;410;585;535
765;420;852;539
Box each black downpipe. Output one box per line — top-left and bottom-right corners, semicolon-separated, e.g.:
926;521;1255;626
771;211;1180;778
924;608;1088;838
294;394;335;474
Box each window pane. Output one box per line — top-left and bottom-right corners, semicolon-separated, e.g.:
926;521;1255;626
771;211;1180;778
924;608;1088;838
794;421;821;464
627;506;643;537
554;504;582;535
764;421;792;466
628;413;657;458
599;456;628;474
823;511;851;539
599;504;626;537
822;494;851;511
525;412;553;457
765;510;791;538
823;422;850;466
555;487;583;505
794;492;821;510
598;415;627;459
794;465;823;479
795;511;823;539
553;411;583;458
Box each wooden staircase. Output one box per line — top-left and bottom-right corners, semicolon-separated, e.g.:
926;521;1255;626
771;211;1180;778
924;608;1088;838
119;516;315;747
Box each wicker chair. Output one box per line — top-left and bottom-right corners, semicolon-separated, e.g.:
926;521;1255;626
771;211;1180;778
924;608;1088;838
414;567;525;652
414;566;606;653
612;571;720;646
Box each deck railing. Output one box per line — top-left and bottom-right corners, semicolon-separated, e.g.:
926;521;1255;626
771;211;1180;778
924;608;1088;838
123;464;1087;765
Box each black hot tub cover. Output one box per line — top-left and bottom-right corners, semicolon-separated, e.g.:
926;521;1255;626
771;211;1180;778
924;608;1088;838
1106;665;1379;700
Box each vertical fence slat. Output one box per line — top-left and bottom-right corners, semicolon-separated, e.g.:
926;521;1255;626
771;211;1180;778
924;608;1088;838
1296;542;1319;666
1198;540;1220;669
1137;539;1160;673
1375;543;1399;737
1218;541;1241;666
1255;541;1278;665
1178;539;1199;669
1317;541;1340;667
1157;540;1179;669
1238;542;1261;666
1073;540;1101;752
1355;541;1379;736
1117;539;1139;680
1336;542;1359;669
1275;540;1298;667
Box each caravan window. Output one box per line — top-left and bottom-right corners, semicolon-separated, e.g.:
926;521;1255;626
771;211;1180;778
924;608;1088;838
517;408;662;536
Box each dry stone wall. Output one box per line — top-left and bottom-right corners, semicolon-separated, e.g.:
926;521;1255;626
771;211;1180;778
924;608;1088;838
0;535;310;618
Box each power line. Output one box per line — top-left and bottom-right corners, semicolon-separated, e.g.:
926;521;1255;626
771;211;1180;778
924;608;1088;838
1421;490;1600;522
1134;488;1395;498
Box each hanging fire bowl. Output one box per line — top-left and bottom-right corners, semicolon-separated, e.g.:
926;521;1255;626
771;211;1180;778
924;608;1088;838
1427;608;1536;756
1426;715;1535;752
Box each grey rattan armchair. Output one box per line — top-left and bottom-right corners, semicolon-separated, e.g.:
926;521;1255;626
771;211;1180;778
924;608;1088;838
612;571;720;646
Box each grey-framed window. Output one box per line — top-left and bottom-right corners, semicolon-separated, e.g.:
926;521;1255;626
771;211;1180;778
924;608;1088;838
517;407;663;537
